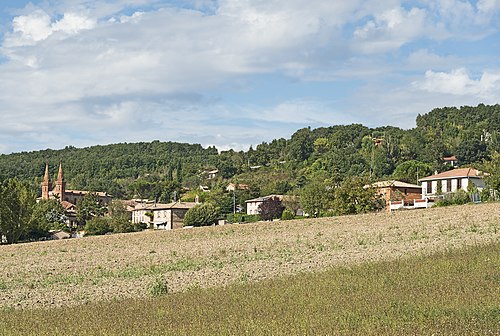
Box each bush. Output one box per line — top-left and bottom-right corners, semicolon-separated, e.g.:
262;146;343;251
258;197;285;221
84;217;112;236
435;190;471;207
184;203;219;227
149;276;168;297
281;209;295;220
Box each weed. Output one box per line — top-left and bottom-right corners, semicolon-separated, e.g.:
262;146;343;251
149;276;169;297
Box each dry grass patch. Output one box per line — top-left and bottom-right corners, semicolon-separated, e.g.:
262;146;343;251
0;243;498;335
0;202;498;309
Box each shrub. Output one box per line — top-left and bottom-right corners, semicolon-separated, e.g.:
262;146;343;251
184;203;219;227
435;190;471;207
149;276;168;297
84;217;112;236
258;197;285;221
281;209;295;221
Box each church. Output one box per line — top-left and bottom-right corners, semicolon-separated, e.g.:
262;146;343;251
41;163;112;226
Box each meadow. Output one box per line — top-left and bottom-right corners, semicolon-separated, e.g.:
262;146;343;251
0;203;498;334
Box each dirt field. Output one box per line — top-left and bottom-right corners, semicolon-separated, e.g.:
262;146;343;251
0;202;498;309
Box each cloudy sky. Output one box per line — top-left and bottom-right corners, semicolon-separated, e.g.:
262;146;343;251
0;0;499;154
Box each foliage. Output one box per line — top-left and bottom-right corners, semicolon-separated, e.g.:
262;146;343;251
184;203;219;227
434;190;471;207
0;178;37;244
333;177;384;215
281;209;295;220
108;201;146;233
76;192;107;226
299;179;334;216
258;197;285;221
30;199;67;238
84;217;112;236
482;153;500;192
149;276;169;297
392;160;433;184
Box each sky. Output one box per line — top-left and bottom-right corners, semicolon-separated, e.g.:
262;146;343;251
0;0;499;154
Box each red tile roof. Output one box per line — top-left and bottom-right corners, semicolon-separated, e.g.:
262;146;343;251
419;168;483;181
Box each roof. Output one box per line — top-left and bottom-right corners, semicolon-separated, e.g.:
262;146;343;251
443;155;457;161
61;201;76;210
65;190;112;198
134;201;197;211
419;168;483;181
245;195;283;203
370;180;422;189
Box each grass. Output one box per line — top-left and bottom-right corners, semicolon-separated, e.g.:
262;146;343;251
0;202;499;309
0;243;497;335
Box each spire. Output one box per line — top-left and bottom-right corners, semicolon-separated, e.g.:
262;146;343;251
41;163;50;200
43;163;49;183
57;163;64;182
54;162;66;202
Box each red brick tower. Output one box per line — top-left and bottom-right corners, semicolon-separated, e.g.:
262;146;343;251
41;163;51;200
53;163;66;202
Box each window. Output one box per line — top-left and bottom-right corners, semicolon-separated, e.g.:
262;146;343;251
457;178;462;190
447;179;452;192
426;182;432;194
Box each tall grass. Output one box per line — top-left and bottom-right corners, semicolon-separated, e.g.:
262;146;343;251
0;243;497;335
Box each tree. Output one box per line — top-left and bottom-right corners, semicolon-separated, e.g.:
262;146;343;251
84;217;112;236
30;199;67;238
299;179;334;217
77;192;107;226
333;177;384;215
184;203;219;227
392;160;433;184
482;153;500;192
108;201;145;233
456;138;489;165
0;179;37;244
258;197;285;221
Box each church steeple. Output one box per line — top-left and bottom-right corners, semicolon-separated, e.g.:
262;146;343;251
54;163;66;202
41;163;50;200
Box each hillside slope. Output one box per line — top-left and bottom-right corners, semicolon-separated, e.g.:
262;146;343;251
0;202;498;309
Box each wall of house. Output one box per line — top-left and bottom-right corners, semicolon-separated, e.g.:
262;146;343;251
422;177;484;198
172;209;188;229
246;201;261;215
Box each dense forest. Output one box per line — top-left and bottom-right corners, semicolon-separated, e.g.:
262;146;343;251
1;104;499;206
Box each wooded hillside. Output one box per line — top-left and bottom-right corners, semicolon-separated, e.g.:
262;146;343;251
1;104;499;201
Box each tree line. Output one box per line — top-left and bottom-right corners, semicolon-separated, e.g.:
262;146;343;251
1;104;500;239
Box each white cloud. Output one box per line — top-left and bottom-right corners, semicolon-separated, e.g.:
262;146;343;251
413;68;500;101
0;1;499;153
5;10;95;47
353;6;445;53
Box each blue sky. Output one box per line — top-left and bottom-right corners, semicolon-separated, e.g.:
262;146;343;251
0;0;499;154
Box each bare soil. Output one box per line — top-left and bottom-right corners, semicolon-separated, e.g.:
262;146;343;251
0;202;498;309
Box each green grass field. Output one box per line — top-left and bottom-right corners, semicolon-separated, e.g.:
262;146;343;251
0;243;498;335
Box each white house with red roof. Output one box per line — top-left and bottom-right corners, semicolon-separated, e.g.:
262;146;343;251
419;168;485;199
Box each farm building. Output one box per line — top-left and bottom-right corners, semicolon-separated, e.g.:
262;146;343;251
132;201;197;230
370;180;422;208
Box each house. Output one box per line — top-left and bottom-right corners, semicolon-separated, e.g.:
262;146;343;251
226;183;250;192
370;180;422;209
443;155;458;168
206;170;219;179
419;168;485;200
245;195;283;215
132;201;197;230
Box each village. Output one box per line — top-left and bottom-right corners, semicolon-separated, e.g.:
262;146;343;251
37;157;488;240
